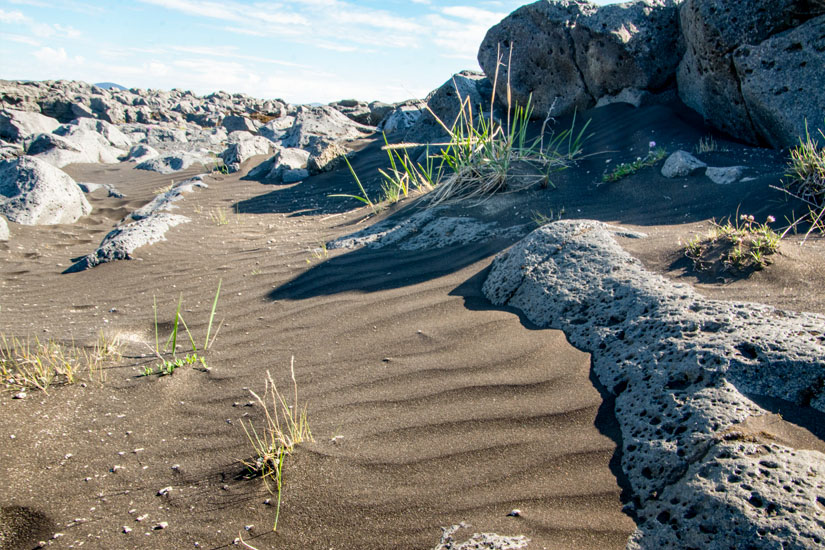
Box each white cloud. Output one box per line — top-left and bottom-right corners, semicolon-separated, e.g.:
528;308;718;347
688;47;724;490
0;9;83;39
0;9;27;23
2;32;41;46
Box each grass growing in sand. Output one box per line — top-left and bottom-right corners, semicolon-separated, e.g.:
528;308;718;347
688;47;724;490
333;50;589;210
774;121;825;242
601;141;667;184
241;357;313;532
684;213;781;273
141;280;222;377
1;331;123;393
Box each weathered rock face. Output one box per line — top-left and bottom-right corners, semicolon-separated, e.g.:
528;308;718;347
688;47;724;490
0;156;92;225
733;15;825;149
483;220;825;549
0;109;60;143
478;0;824;148
404;71;492;144
221;135;271;173
677;0;807;144
221;115;258;134
478;0;683;116
281;105;374;173
27;120;127;168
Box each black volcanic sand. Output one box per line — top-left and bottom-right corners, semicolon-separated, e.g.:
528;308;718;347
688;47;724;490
0;101;822;550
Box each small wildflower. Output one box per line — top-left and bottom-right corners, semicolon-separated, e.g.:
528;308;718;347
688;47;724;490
649;141;656;148
767;215;776;223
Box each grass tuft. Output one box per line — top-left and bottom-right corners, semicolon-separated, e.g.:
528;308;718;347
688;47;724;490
774;121;825;243
601;142;667;184
241;357;313;532
142;281;222;377
1;331;122;393
684;212;781;274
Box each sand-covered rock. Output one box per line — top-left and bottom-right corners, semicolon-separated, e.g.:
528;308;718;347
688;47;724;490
733;15;825;149
65;176;206;272
0;156;91;224
478;0;683;117
64;213;190;273
705;165;745;184
329;208;528;251
0;109;60;143
482;220;825;548
125;143;160;163
136;151;206;174
0;215;8;241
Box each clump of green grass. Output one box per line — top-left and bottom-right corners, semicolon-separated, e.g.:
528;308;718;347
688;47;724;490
684;213;781;274
241;357;313;532
601;141;667;184
775;121;825;243
331;47;588;211
1;330;122;393
141;280;222;377
425;50;589;207
531;207;565;227
330;156;379;214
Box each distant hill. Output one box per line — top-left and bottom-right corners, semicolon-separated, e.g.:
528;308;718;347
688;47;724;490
94;82;128;91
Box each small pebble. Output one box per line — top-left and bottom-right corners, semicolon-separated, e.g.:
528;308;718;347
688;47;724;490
12;392;26;399
153;522;168;530
507;509;522;517
157;486;173;496
123;526;132;534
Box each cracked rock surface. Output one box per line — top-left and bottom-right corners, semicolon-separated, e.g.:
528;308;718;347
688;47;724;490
482;220;825;548
328;208;528;251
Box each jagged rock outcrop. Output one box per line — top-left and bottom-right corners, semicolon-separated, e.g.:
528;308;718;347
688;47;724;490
330;99;394;126
482;220;825;549
221;114;259;134
0;156;91;225
478;0;683;117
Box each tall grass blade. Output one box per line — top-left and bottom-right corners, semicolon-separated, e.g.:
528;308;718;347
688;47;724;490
204;279;222;350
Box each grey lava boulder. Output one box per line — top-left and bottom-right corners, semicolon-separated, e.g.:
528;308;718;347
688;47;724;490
0;109;60;143
478;0;683;117
0;156;91;224
677;0;808;144
733;15;825;149
136;152;206;174
221;135;272;173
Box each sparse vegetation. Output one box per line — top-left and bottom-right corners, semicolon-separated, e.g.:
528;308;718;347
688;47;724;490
531;207;565;227
601;141;666;184
330;156;378;214
305;242;328;264
695;135;718;154
775;121;825;242
1;330;122;392
209;206;231;225
331;50;588;211
141;281;222;377
684;213;781;274
241;358;313;532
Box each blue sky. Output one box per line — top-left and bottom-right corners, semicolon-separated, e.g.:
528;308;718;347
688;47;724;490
0;0;616;104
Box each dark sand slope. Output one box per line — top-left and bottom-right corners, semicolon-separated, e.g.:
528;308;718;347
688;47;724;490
1;101;823;549
0;166;633;547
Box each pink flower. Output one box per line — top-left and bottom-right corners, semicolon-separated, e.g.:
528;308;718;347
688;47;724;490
767;215;776;223
649;141;656;148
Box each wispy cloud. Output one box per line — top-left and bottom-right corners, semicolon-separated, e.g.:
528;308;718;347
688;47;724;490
7;0;104;15
0;8;83;39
